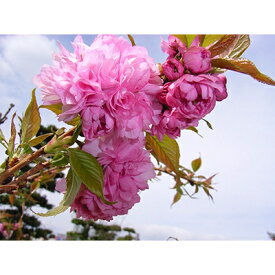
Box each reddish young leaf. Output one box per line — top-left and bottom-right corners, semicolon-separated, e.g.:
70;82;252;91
208;35;240;58
212;58;275;86
228;35;250;58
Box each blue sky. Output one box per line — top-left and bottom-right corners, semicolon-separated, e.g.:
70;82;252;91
0;34;275;240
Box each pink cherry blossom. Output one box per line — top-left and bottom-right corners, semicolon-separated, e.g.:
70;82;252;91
55;178;67;193
34;35;162;140
71;137;155;221
152;74;227;140
166;74;228;122
81;105;115;140
151;109;185;140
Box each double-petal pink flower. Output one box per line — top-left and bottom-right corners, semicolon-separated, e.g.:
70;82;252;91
34;35;163;140
70;136;155;221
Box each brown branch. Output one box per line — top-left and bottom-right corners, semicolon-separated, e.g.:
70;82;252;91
0;146;45;185
0;184;18;194
0;126;76;186
154;166;196;185
26;165;66;181
154;166;176;178
0;161;50;194
10;161;50;186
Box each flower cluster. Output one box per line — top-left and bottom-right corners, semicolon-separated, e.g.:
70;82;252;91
34;34;228;221
34;35;162;220
151;35;228;139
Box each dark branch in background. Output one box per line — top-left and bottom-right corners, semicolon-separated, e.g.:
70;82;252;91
0;104;15;125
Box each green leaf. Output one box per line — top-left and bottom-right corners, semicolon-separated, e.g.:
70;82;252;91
201;35;225;47
194;184;199;194
0;161;6;173
70;122;82;145
62;169;82;206
186;126;203;137
29;133;53;147
202;119;213;130
0;128;6;142
21;89;41;143
185;35;197;46
40;104;80;126
127;34;136;46
191;157;202;172
203;187;213;200
0;129;8;149
20;144;32;155
51;152;69;167
171;34;224;48
68;148;114;205
228;35;250;58
40;103;62;114
35;169;81;217
211;57;275;86
171;191;182;206
8;113;16;157
145;133;180;174
173;34;188;46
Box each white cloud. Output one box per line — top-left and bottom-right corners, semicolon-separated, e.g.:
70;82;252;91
0;34;61;156
0;35;57;81
0;35;58;113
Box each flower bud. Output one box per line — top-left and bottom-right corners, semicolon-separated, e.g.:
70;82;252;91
184;46;212;74
161;35;186;57
162;58;184;81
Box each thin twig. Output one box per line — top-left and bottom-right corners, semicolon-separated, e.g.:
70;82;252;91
26;166;66;181
0;184;18;194
154;166;196;185
9;161;50;186
0;104;15;125
0;161;50;194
